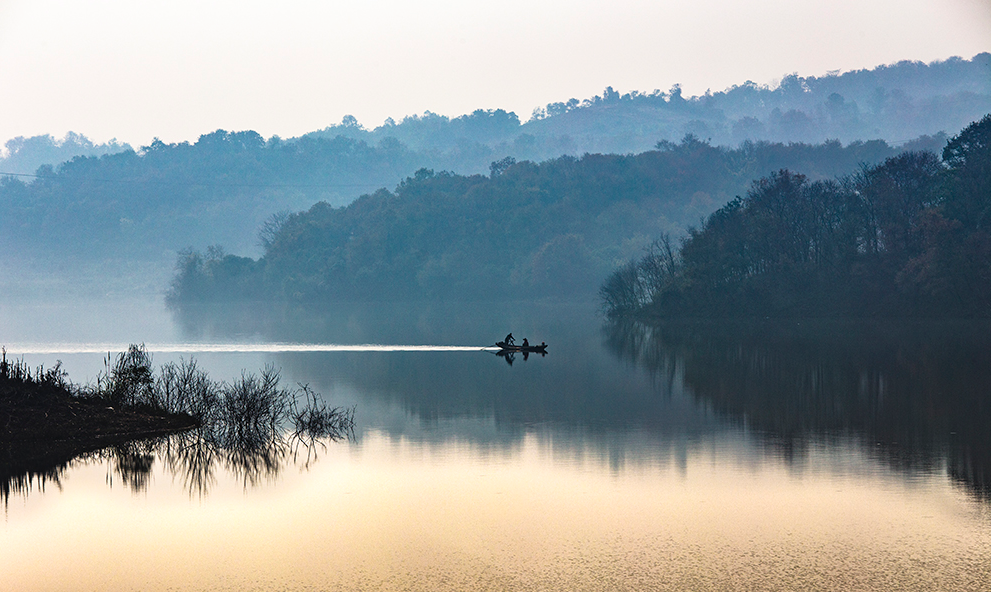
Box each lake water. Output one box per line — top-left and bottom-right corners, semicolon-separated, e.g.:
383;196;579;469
2;297;990;591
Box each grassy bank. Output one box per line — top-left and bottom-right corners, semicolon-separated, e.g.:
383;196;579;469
1;349;197;444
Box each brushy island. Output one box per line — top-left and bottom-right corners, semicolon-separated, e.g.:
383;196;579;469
0;345;354;446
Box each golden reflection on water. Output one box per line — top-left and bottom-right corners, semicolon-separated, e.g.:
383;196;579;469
3;432;989;591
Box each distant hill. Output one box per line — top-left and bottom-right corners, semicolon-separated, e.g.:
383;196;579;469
5;53;987;183
3;53;988;297
306;53;991;170
0;133;131;176
0;132;434;262
165;136;925;304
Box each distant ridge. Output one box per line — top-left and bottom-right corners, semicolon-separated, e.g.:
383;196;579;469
4;53;989;179
2;54;988;299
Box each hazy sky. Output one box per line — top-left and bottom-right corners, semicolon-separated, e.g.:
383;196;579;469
0;0;988;148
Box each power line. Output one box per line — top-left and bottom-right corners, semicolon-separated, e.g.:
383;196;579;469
0;170;390;190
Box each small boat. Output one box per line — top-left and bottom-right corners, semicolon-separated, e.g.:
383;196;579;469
495;341;548;353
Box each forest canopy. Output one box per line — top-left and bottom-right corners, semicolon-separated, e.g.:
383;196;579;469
0;131;430;261
307;53;991;160
2;53;986;273
601;114;991;318
4;55;987;299
166;136;926;304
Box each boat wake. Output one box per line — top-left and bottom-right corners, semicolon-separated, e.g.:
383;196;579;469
4;343;494;355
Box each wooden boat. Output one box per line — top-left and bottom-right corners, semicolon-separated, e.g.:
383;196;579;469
495;341;548;353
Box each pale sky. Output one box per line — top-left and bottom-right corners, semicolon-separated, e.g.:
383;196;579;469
0;0;988;148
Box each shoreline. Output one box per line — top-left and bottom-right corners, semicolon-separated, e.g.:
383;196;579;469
1;377;199;445
2;379;200;499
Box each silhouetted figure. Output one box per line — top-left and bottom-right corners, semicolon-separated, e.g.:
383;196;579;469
505;333;515;345
521;338;529;348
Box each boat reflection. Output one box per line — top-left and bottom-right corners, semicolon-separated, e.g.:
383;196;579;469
494;348;547;365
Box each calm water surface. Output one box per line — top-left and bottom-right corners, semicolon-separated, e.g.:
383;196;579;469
2;298;989;591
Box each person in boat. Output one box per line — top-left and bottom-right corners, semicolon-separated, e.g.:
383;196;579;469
521;338;529;348
505;333;515;346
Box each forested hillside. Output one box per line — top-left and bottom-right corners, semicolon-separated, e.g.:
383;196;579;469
7;53;984;184
3;54;987;297
0;131;429;261
309;53;991;164
166;136;917;303
602;115;991;318
0;133;131;176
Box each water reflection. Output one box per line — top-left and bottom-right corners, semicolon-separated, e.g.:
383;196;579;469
1;442;78;503
170;300;991;502
5;301;991;590
3;369;355;503
493;348;547;365
155;423;349;494
603;318;991;501
3;426;352;504
172;301;705;436
17;301;984;505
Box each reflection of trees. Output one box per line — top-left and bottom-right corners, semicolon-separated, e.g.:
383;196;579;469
128;407;354;496
109;440;157;492
117;364;355;495
161;429;220;497
602;318;679;390
3;405;354;502
1;445;78;505
604;318;991;501
159;427;287;493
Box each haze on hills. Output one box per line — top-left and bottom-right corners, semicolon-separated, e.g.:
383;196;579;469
3;0;989;147
1;55;988;300
3;53;988;177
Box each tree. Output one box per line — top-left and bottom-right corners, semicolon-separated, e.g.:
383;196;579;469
899;114;991;314
489;156;516;177
258;210;292;249
942;113;991;230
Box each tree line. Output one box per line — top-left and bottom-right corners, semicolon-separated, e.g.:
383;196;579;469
5;54;987;184
0;130;430;261
3;53;986;281
602;114;991;318
166;135;927;304
308;53;991;160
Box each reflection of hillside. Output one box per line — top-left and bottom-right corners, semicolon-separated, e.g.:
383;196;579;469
604;319;991;501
